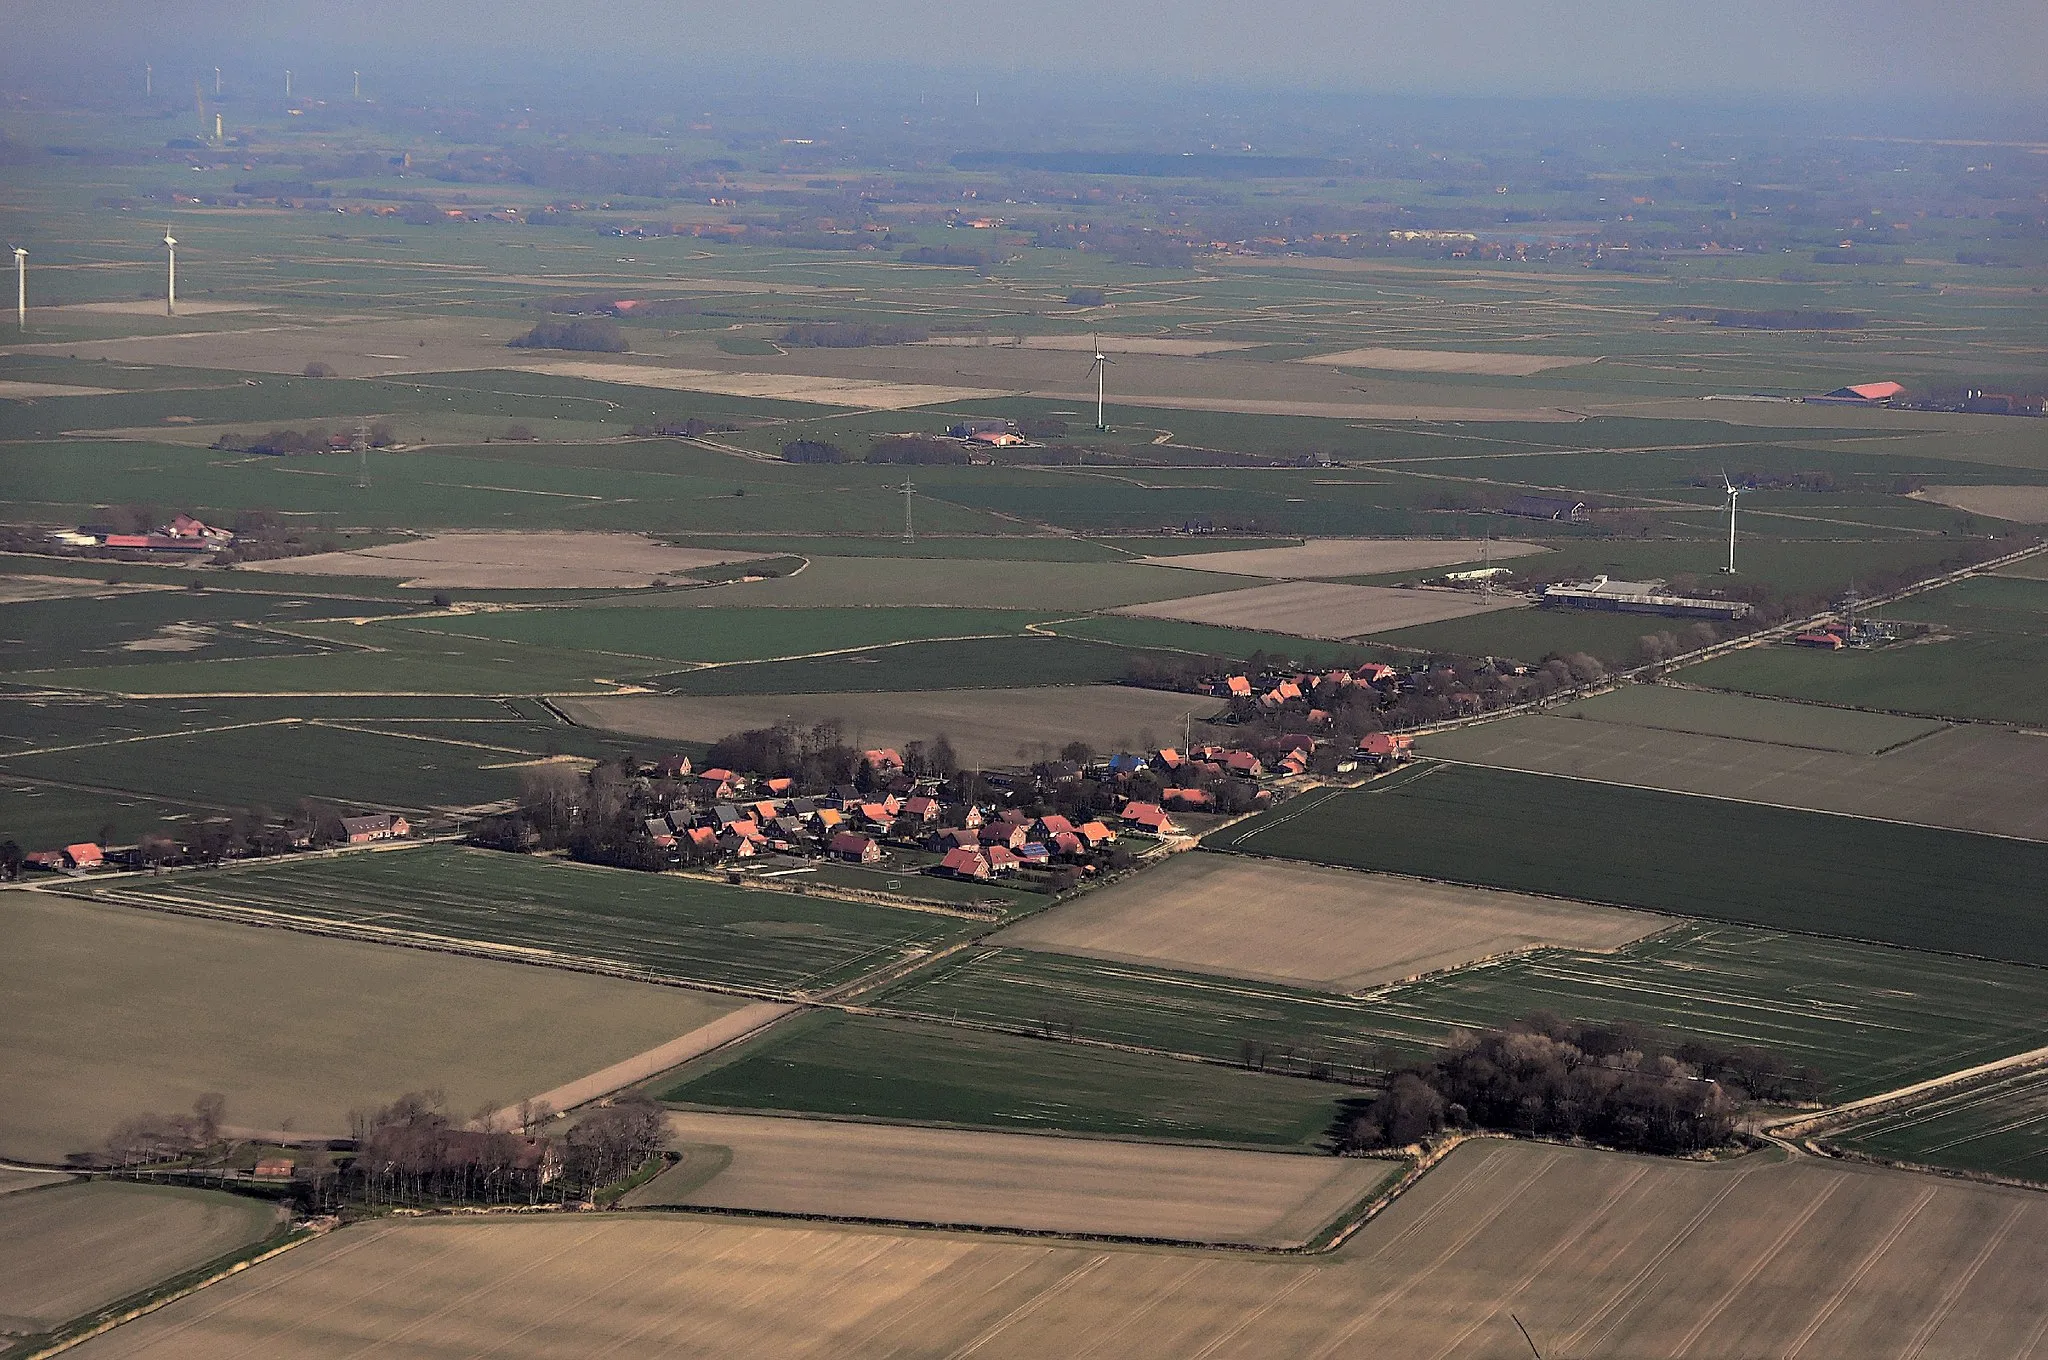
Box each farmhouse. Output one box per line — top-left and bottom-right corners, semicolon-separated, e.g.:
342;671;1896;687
339;814;410;844
1119;801;1177;835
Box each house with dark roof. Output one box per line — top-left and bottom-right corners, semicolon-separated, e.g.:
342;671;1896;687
340;814;409;844
829;832;882;864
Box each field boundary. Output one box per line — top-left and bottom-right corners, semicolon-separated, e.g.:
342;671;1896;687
16;1214;322;1360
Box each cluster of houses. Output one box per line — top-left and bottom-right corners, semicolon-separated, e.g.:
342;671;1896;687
638;749;1156;881
47;512;233;555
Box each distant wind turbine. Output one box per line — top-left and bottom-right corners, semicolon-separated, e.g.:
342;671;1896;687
163;231;177;317
1088;335;1115;431
13;247;26;332
1719;471;1745;574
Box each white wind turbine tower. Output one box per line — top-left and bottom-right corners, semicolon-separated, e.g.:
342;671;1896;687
1720;471;1745;574
13;248;25;332
163;231;178;317
1087;334;1115;431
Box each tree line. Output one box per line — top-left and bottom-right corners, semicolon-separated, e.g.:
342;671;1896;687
1338;1015;1823;1156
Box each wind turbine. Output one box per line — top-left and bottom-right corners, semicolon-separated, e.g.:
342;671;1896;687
13;247;26;331
163;231;177;317
1087;334;1114;432
1719;471;1745;574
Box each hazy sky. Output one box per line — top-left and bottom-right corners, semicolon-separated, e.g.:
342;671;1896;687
10;0;2048;101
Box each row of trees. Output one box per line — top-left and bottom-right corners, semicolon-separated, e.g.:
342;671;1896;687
508;318;627;352
1339;1015;1819;1156
778;321;928;348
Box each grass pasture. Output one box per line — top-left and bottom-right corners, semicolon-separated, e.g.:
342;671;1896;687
633;1111;1395;1246
1217;764;2048;964
1380;923;2048;1101
1419;712;2048;842
409;605;1041;665
0;1183;279;1339
1561;685;1947;754
995;852;1660;992
0;719;539;815
875;946;1437;1073
648;633;1159;694
687;557;1256;610
68;1143;2048;1359
1684;632;2048;726
1823;1066;2048;1183
70;845;976;996
1;892;740;1161
664;1011;1347;1147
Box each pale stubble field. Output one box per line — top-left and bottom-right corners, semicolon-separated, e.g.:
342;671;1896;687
997;853;1662;992
68;1141;2048;1358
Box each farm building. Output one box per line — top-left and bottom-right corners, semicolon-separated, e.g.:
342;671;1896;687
339;814;410;844
1541;577;1751;621
1120;802;1177;835
1794;631;1846;649
1810;381;1905;405
1504;495;1591;523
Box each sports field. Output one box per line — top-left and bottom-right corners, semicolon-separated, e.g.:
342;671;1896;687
69;845;976;996
1216;764;2048;964
1822;1065;2048;1184
2;892;741;1161
1419;709;2048;842
996;853;1659;992
68;1142;2048;1358
664;1012;1347;1146
0;1183;279;1338
562;685;1228;769
1113;580;1517;638
630;1111;1396;1246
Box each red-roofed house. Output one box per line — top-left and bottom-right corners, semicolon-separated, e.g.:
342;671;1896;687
1220;675;1253;698
939;846;991;880
1119;802;1175;835
901;796;941;825
1161;788;1212;810
862;748;905;773
1817;381;1906;404
61;843;105;870
979;822;1028;850
1033;814;1077;841
1794;631;1845;649
829;832;882;864
653;755;694;779
1076;820;1116;848
763;777;795;796
698;768;738;799
982;844;1020;875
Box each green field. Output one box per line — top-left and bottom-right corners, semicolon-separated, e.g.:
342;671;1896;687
662;1011;1348;1146
1559;685;1948;754
1214;764;2048;964
0;589;417;674
653;634;1155;694
1044;614;1394;666
1821;1066;2048;1182
405;605;1042;664
0;781;201;849
874;946;1432;1073
68;846;977;995
0;720;537;814
1378;924;2048;1102
873;927;2048;1103
1376;605;1700;668
1683;633;2048;725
